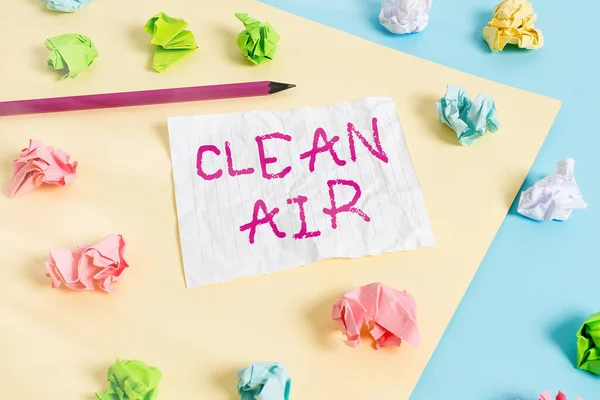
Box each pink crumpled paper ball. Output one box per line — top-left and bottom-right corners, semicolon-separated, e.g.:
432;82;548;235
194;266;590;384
8;139;77;197
45;234;129;293
332;282;419;349
538;391;583;400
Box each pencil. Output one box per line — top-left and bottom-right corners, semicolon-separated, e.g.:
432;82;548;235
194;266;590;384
0;81;296;117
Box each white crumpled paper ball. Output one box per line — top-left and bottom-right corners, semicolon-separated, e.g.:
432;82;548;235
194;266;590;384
517;159;589;222
379;0;433;34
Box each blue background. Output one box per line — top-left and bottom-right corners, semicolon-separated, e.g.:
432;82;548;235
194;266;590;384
259;0;599;398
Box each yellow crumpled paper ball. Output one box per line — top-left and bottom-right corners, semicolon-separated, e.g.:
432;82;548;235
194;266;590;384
482;0;543;52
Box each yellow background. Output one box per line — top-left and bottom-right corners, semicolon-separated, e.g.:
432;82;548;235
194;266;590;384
0;0;560;398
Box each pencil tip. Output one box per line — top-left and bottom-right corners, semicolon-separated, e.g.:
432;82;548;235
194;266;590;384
268;81;297;94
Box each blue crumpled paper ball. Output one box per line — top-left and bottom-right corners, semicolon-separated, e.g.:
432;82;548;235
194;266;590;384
435;84;500;146
237;362;291;400
41;0;94;13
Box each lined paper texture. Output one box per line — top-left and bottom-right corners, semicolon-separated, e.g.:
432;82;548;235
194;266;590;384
168;98;435;287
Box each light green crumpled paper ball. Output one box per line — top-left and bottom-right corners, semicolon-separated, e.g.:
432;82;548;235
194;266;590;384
95;359;162;400
577;311;600;375
45;33;98;79
235;13;280;65
144;12;199;72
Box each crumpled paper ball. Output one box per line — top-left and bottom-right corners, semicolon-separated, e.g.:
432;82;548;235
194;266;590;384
96;359;162;400
235;13;280;65
435;84;500;146
576;311;600;376
45;234;129;293
518;159;588;221
7;139;77;197
483;0;544;52
332;282;420;349
379;0;433;34
45;33;98;79
237;362;291;400
144;12;199;72
537;390;583;400
41;0;94;13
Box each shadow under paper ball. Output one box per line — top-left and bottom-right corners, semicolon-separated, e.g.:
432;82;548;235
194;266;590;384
548;313;588;368
507;173;545;218
413;94;462;146
214;367;240;400
305;290;345;349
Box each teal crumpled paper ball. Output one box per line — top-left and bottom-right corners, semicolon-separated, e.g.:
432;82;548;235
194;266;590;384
41;0;94;12
435;84;501;146
237;362;291;400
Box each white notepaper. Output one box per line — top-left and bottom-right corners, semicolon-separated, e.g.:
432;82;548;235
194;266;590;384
168;97;435;287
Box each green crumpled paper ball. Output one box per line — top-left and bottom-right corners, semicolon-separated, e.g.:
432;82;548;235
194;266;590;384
144;12;199;72
235;13;280;65
96;359;162;400
577;312;600;375
45;33;98;79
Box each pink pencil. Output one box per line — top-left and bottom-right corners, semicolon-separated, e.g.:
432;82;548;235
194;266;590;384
0;81;296;117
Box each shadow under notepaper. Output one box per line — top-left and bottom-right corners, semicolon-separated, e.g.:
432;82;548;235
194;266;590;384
154;121;170;156
154;122;186;286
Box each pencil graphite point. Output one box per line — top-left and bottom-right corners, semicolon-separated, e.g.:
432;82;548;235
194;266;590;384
268;81;296;94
